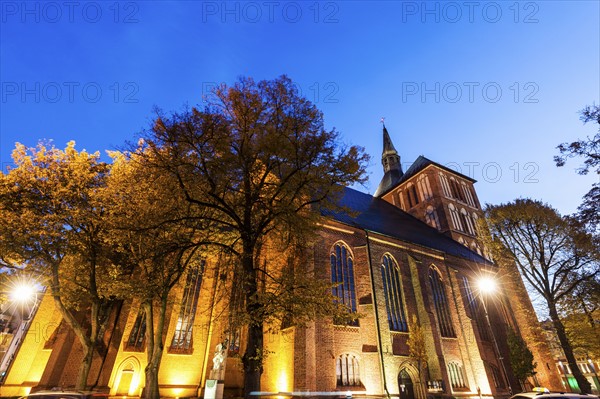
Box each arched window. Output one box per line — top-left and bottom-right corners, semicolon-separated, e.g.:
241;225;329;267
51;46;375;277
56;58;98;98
171;260;205;351
397;189;406;211
417;175;433;200
449;177;464;201
381;254;408;332
472;213;480;235
461;182;475;207
461;276;491;342
126;309;146;351
439;173;452;197
486;362;504;388
331;242;358;326
448;203;463;231
429;267;456;337
425;205;441;230
460;208;475;235
336;354;361;387
447;362;468;390
406;183;420;208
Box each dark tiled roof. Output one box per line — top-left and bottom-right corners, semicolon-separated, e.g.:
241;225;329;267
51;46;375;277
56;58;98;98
373;168;403;197
323;186;488;263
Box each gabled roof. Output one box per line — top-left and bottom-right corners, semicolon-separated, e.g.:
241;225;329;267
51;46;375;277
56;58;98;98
322;186;489;264
375;155;477;197
401;155;477;184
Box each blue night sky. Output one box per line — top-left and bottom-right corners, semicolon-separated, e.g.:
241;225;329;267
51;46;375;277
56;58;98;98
1;1;599;216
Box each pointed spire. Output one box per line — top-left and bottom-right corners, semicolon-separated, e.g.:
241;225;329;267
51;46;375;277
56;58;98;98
374;122;404;197
382;125;397;157
381;124;402;175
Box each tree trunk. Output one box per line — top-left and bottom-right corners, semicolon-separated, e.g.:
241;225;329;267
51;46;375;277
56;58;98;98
241;244;264;399
75;345;95;390
243;323;264;399
145;360;161;399
548;302;591;393
143;298;167;399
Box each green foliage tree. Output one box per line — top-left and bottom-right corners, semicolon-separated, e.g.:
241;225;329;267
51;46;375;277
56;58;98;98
0;142;124;389
485;199;599;394
136;75;369;398
507;328;537;390
555;104;600;233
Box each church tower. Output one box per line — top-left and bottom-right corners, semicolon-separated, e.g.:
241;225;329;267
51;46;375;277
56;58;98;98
374;124;403;197
374;125;487;257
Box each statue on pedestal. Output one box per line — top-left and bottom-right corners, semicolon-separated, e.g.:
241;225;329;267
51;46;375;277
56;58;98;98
210;339;228;381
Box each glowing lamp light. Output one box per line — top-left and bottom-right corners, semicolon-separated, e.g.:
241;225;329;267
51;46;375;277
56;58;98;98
10;283;36;303
477;276;497;295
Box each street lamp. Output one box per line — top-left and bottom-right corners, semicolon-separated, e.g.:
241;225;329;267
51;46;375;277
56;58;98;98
3;277;40;320
477;276;513;395
0;277;41;385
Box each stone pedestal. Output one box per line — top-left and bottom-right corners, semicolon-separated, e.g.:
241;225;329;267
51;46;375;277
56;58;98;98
204;379;225;399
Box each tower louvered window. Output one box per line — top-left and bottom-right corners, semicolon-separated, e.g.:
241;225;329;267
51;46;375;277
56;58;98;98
170;260;205;351
439;173;452;197
448;203;463;231
381;254;408;332
461;182;476;207
425;205;441;230
331;242;358;326
418;175;433;200
406;183;420;208
429;268;456;337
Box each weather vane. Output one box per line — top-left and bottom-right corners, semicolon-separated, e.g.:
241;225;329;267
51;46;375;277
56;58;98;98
380;117;386;125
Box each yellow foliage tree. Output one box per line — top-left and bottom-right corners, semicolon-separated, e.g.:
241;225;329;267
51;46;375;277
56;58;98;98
0;141;125;389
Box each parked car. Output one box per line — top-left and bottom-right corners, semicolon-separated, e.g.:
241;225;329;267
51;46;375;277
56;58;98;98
18;390;108;399
510;389;600;399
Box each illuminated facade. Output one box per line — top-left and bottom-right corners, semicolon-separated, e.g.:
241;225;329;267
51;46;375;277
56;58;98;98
0;126;562;398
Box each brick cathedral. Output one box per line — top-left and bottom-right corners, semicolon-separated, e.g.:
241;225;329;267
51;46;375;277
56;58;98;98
1;126;562;399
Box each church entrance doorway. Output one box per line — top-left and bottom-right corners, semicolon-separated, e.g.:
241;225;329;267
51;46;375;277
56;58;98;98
399;369;415;399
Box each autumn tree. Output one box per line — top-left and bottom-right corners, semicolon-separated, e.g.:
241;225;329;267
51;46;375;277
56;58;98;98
507;328;537;390
559;276;600;360
103;150;216;399
136;75;369;398
407;315;427;395
485;199;599;393
555;104;600;233
0;142;124;389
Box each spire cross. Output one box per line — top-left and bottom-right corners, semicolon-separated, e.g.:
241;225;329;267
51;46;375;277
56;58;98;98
380;117;385;124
